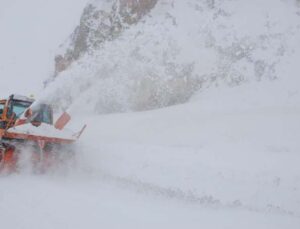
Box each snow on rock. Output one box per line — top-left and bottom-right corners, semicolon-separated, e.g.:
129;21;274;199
52;0;158;76
43;0;300;114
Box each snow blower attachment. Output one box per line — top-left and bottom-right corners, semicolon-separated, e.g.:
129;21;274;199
0;94;86;172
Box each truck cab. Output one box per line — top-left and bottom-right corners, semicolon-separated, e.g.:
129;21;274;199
0;94;53;130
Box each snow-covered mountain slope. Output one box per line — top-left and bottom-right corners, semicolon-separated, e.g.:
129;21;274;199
0;0;89;97
43;0;300;113
52;0;159;77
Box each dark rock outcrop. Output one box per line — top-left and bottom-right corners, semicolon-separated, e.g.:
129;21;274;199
54;0;158;76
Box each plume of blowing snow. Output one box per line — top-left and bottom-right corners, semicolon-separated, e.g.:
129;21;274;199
42;0;300;114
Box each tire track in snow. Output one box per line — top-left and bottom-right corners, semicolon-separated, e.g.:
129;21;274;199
77;166;299;219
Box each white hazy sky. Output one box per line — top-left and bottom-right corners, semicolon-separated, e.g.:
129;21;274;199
0;0;89;98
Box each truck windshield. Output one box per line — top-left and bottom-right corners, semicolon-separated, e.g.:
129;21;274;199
0;103;4;115
12;101;32;118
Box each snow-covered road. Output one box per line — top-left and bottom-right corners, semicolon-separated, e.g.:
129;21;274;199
1;172;299;229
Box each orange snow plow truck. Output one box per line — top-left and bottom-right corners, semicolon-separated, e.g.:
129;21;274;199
0;94;86;172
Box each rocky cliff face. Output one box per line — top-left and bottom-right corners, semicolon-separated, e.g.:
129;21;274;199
54;0;158;76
